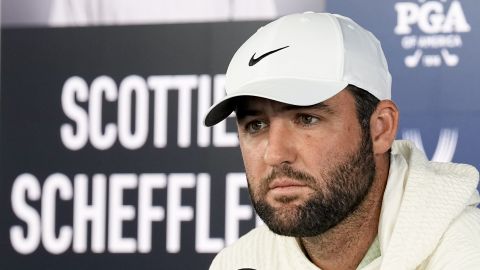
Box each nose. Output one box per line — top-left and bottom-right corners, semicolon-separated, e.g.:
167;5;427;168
263;121;297;166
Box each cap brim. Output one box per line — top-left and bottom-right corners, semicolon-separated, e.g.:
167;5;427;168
204;78;348;126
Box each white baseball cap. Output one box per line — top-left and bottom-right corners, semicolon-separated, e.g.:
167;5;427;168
204;12;391;126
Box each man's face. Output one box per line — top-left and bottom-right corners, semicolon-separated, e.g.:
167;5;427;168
236;90;376;237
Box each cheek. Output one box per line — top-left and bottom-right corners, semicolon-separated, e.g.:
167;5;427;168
239;139;265;176
298;145;331;175
309;122;361;151
239;140;275;199
295;130;355;172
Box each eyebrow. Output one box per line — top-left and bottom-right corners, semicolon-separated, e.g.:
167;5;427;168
235;102;333;120
283;103;332;113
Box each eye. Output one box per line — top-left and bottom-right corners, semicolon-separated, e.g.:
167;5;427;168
245;120;268;134
296;114;319;126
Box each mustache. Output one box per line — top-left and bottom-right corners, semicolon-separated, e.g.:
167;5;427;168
261;164;317;187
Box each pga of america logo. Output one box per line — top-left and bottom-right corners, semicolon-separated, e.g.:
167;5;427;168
394;0;470;68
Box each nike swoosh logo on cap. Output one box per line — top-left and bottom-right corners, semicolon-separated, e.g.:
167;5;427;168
248;46;289;66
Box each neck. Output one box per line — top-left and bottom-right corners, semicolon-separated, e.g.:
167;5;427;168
299;157;389;270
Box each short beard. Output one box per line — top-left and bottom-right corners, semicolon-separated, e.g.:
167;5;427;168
248;133;376;237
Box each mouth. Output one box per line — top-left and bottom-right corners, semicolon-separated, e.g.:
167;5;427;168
269;178;307;189
268;178;309;197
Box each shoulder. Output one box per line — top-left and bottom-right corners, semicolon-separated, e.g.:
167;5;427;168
209;226;277;270
423;206;480;269
222;225;278;254
209;226;315;270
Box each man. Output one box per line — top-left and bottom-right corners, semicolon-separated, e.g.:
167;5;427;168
204;12;480;269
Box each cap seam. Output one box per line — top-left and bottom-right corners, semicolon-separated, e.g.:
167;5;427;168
329;14;345;82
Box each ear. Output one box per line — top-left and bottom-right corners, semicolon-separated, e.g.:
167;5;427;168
370;100;399;154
